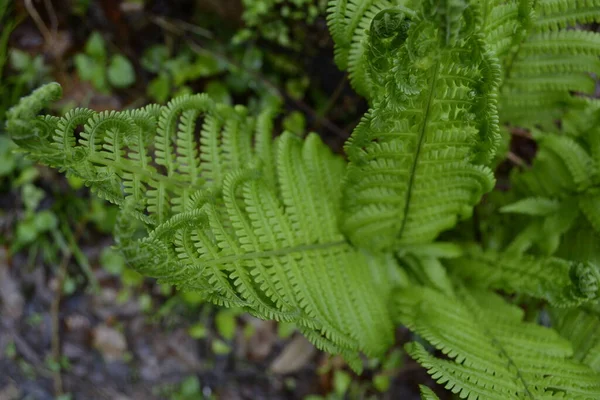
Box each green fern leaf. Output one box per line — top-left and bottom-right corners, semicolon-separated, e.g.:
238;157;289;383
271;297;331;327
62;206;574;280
446;245;600;307
536;0;600;30
551;305;600;372
492;0;600;126
395;284;600;399
419;385;440;400
326;0;410;99
507;106;600;255
340;2;499;251
6;83;397;369
500;196;561;216
121;132;396;366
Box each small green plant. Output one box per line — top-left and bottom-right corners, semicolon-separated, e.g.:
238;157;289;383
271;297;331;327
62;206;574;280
141;44;225;103
7;0;600;398
237;0;327;48
74;31;136;92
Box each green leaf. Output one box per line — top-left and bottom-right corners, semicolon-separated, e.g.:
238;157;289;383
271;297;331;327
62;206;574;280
9;49;31;71
74;53;105;89
419;385;440;400
179;291;205;307
382;348;403;371
100;247;126;275
33;210;57;232
277;321;296;339
141;44;169;73
447;245;600;307
147;74;171;103
373;374;390;392
122;268;143;287
282;111;306;137
340;3;499;251
500;197;562;216
14;166;39;187
179;376;201;397
62;276;77;295
84;32;106;60
204;81;231;105
5;85;396;370
395;285;600;399
0;136;17;176
215;309;237;340
285;76;309;100
188;53;222;78
16;219;39;245
107;54;136;88
333;370;351;395
188;322;207;339
211;339;231;355
22;183;44;212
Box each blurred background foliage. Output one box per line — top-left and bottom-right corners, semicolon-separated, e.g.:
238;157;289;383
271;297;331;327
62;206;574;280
0;0;429;399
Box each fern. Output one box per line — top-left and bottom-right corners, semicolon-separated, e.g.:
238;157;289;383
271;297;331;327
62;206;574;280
326;0;408;99
7;84;398;369
419;385;441;400
502;102;600;256
446;245;600;307
551;305;600;372
481;0;600;126
338;0;500;251
7;1;600;398
395;284;600;399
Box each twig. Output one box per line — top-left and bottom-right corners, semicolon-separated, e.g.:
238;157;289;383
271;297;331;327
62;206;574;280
24;0;53;45
50;247;68;396
149;14;213;39
11;333;47;369
48;220;87;397
60;222;99;292
49;228;76;397
507;151;528;168
43;0;58;35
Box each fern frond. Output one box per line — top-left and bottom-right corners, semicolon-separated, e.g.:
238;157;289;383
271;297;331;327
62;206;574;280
419;385;440;400
6;84;397;367
536;0;600;31
7;85;274;226
495;0;600;126
499;196;561;216
340;3;499;250
326;0;409;99
551;306;600;372
395;284;600;399
126;133;395;363
506;105;600;255
5;81;62;137
479;0;527;58
446;245;600;307
557;218;600;265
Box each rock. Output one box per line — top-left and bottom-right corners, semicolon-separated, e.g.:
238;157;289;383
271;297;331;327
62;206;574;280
0;383;20;400
92;324;127;362
269;335;316;375
245;319;276;361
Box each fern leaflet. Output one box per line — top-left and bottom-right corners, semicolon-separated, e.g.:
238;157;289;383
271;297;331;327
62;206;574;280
395;284;600;399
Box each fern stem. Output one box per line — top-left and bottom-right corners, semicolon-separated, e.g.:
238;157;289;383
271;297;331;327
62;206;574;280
398;61;441;239
199;241;348;268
